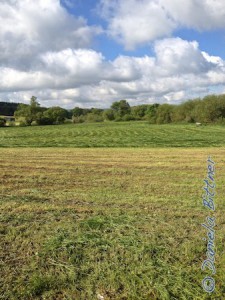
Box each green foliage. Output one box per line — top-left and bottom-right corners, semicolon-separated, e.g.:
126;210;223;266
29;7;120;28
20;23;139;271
14;96;43;125
43;107;68;124
0;117;6;127
103;109;115;121
146;104;160;123
131;105;150;120
15;97;67;126
111;100;131;117
90;108;104;115
0;102;19;115
172;99;196;123
72;106;85;117
122;114;135;121
7;121;16;127
85;113;104;123
10;93;225;126
35;113;54;125
144;94;225;124
155;104;175;124
72;116;85;123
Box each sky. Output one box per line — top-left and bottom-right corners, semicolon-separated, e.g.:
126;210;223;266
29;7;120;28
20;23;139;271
1;0;225;109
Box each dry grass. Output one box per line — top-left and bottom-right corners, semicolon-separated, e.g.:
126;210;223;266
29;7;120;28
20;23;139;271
1;148;225;299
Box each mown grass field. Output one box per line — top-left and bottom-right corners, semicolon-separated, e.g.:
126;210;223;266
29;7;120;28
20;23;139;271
1;146;225;299
1;122;225;147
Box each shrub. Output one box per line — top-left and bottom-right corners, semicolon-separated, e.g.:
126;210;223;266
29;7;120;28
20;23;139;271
0;117;6;127
18;120;27;127
86;113;103;123
7;121;16;127
72;116;85;123
122;114;135;121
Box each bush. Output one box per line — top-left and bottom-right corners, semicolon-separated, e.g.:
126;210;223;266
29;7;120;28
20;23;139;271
215;117;225;125
18;120;27;127
72;116;85;123
0;118;6;127
36;116;54;125
86;113;103;123
122;114;135;121
103;109;115;121
7;121;16;127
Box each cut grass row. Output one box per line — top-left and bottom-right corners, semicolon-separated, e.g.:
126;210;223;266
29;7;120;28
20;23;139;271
1;122;225;147
1;148;225;299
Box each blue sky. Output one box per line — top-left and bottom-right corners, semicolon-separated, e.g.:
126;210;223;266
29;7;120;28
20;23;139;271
61;0;225;60
0;0;225;108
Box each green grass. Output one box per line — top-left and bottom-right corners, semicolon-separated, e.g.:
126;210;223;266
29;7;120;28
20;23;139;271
1;122;225;147
1;148;225;299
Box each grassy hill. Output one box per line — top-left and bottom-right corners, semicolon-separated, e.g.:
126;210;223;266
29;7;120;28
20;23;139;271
1;121;225;147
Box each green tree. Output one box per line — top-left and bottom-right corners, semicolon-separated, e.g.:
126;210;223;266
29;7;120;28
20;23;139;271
43;107;68;124
155;104;175;124
72;107;84;117
14;96;42;125
111;100;131;118
131;105;149;120
172;100;197;123
103;109;115;121
146;104;160;124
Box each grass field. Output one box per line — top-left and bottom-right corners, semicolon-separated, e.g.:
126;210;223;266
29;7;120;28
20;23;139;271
1;147;225;299
1;122;225;147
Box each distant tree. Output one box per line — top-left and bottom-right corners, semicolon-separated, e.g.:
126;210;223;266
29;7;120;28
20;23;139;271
43;107;68;124
35;112;54;125
172;100;197;123
0;102;20;116
14;96;43;125
146;104;160;123
103;109;115;121
72;107;84;117
131;105;149;120
111;100;131;117
155;104;175;124
14;104;33;125
91;108;104;115
202;95;225;123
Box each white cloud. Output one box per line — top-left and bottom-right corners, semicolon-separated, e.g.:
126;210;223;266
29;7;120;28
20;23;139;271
0;0;225;108
41;48;105;84
160;0;225;30
99;0;225;49
1;37;225;107
99;0;175;50
154;38;213;75
0;0;101;69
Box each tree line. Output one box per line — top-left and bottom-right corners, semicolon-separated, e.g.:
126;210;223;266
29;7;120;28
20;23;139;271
1;94;225;126
0;102;20;116
71;94;225;125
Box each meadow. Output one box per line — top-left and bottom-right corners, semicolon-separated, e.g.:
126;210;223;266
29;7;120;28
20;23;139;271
1;123;225;299
1;122;225;147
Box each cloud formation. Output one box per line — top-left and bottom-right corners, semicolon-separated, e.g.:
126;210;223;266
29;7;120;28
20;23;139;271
0;0;101;69
99;0;225;49
1;37;225;107
0;0;225;108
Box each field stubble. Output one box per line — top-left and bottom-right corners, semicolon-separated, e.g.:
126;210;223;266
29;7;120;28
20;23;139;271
1;148;225;299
